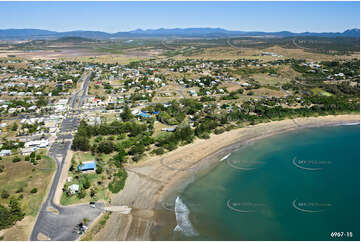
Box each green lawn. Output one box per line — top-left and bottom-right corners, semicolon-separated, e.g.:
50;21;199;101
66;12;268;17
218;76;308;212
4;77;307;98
311;87;332;96
74;152;95;162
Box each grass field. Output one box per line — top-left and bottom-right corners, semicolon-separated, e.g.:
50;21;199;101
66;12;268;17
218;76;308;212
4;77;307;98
311;87;332;96
73;152;95;163
0;155;55;240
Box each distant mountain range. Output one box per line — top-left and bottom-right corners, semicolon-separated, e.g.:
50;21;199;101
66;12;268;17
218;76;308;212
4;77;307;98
0;28;359;40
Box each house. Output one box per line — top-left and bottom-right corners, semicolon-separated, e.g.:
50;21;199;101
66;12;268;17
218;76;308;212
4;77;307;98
39;140;49;148
68;184;79;194
0;150;11;156
161;127;176;132
78;161;96;172
65;79;73;86
20;147;37;156
241;82;250;87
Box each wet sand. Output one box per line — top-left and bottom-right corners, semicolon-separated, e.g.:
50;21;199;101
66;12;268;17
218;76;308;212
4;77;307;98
94;114;360;241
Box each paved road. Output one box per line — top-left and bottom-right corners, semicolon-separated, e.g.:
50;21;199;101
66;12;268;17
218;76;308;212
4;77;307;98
78;73;92;108
60;117;80;133
69;72;92;110
30;139;104;241
30;72;104;241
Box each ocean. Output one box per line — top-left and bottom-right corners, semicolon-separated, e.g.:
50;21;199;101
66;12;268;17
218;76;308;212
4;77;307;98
152;124;360;241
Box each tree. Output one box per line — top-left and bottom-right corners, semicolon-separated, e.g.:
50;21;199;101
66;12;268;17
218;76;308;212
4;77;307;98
82;176;91;190
72;135;90;151
30;188;38;194
9;197;25;222
97;141;114;154
0;205;12;230
120;105;134;121
90;188;96;198
0;198;24;230
128;143;145;156
77;189;86;199
30;152;36;159
114;150;126;167
96;166;103;174
108;169;128;193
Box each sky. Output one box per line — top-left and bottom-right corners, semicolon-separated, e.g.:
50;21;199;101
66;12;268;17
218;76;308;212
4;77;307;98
0;1;359;33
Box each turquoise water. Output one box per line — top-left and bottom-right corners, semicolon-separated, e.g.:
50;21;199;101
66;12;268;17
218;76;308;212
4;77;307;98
154;124;360;241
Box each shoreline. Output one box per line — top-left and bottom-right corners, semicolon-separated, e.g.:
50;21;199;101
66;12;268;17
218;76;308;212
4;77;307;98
94;114;360;241
155;114;361;208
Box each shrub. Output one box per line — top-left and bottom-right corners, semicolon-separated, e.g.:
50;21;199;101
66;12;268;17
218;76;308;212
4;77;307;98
1;190;9;199
82;176;91;190
247;91;254;96
132;154;142;162
30;188;38;194
36;155;41;160
12;157;21;163
96;166;103;174
199;133;210;139
214;128;225;135
154;147;164;155
16;187;23;193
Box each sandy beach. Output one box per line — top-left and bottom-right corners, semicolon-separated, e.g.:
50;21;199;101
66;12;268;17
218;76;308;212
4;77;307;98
93;114;360;241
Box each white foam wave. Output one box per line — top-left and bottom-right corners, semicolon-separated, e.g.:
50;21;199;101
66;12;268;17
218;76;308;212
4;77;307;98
173;196;198;237
220;153;231;161
334;122;360;126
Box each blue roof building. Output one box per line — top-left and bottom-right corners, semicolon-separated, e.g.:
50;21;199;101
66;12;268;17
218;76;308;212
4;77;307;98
78;161;96;172
137;112;151;118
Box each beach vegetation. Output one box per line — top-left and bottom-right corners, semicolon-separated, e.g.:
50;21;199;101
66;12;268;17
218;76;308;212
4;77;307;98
108;168;127;193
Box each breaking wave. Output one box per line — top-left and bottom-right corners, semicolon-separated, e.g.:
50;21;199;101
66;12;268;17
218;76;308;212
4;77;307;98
174;196;198;237
333;122;360;126
220;153;231;161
